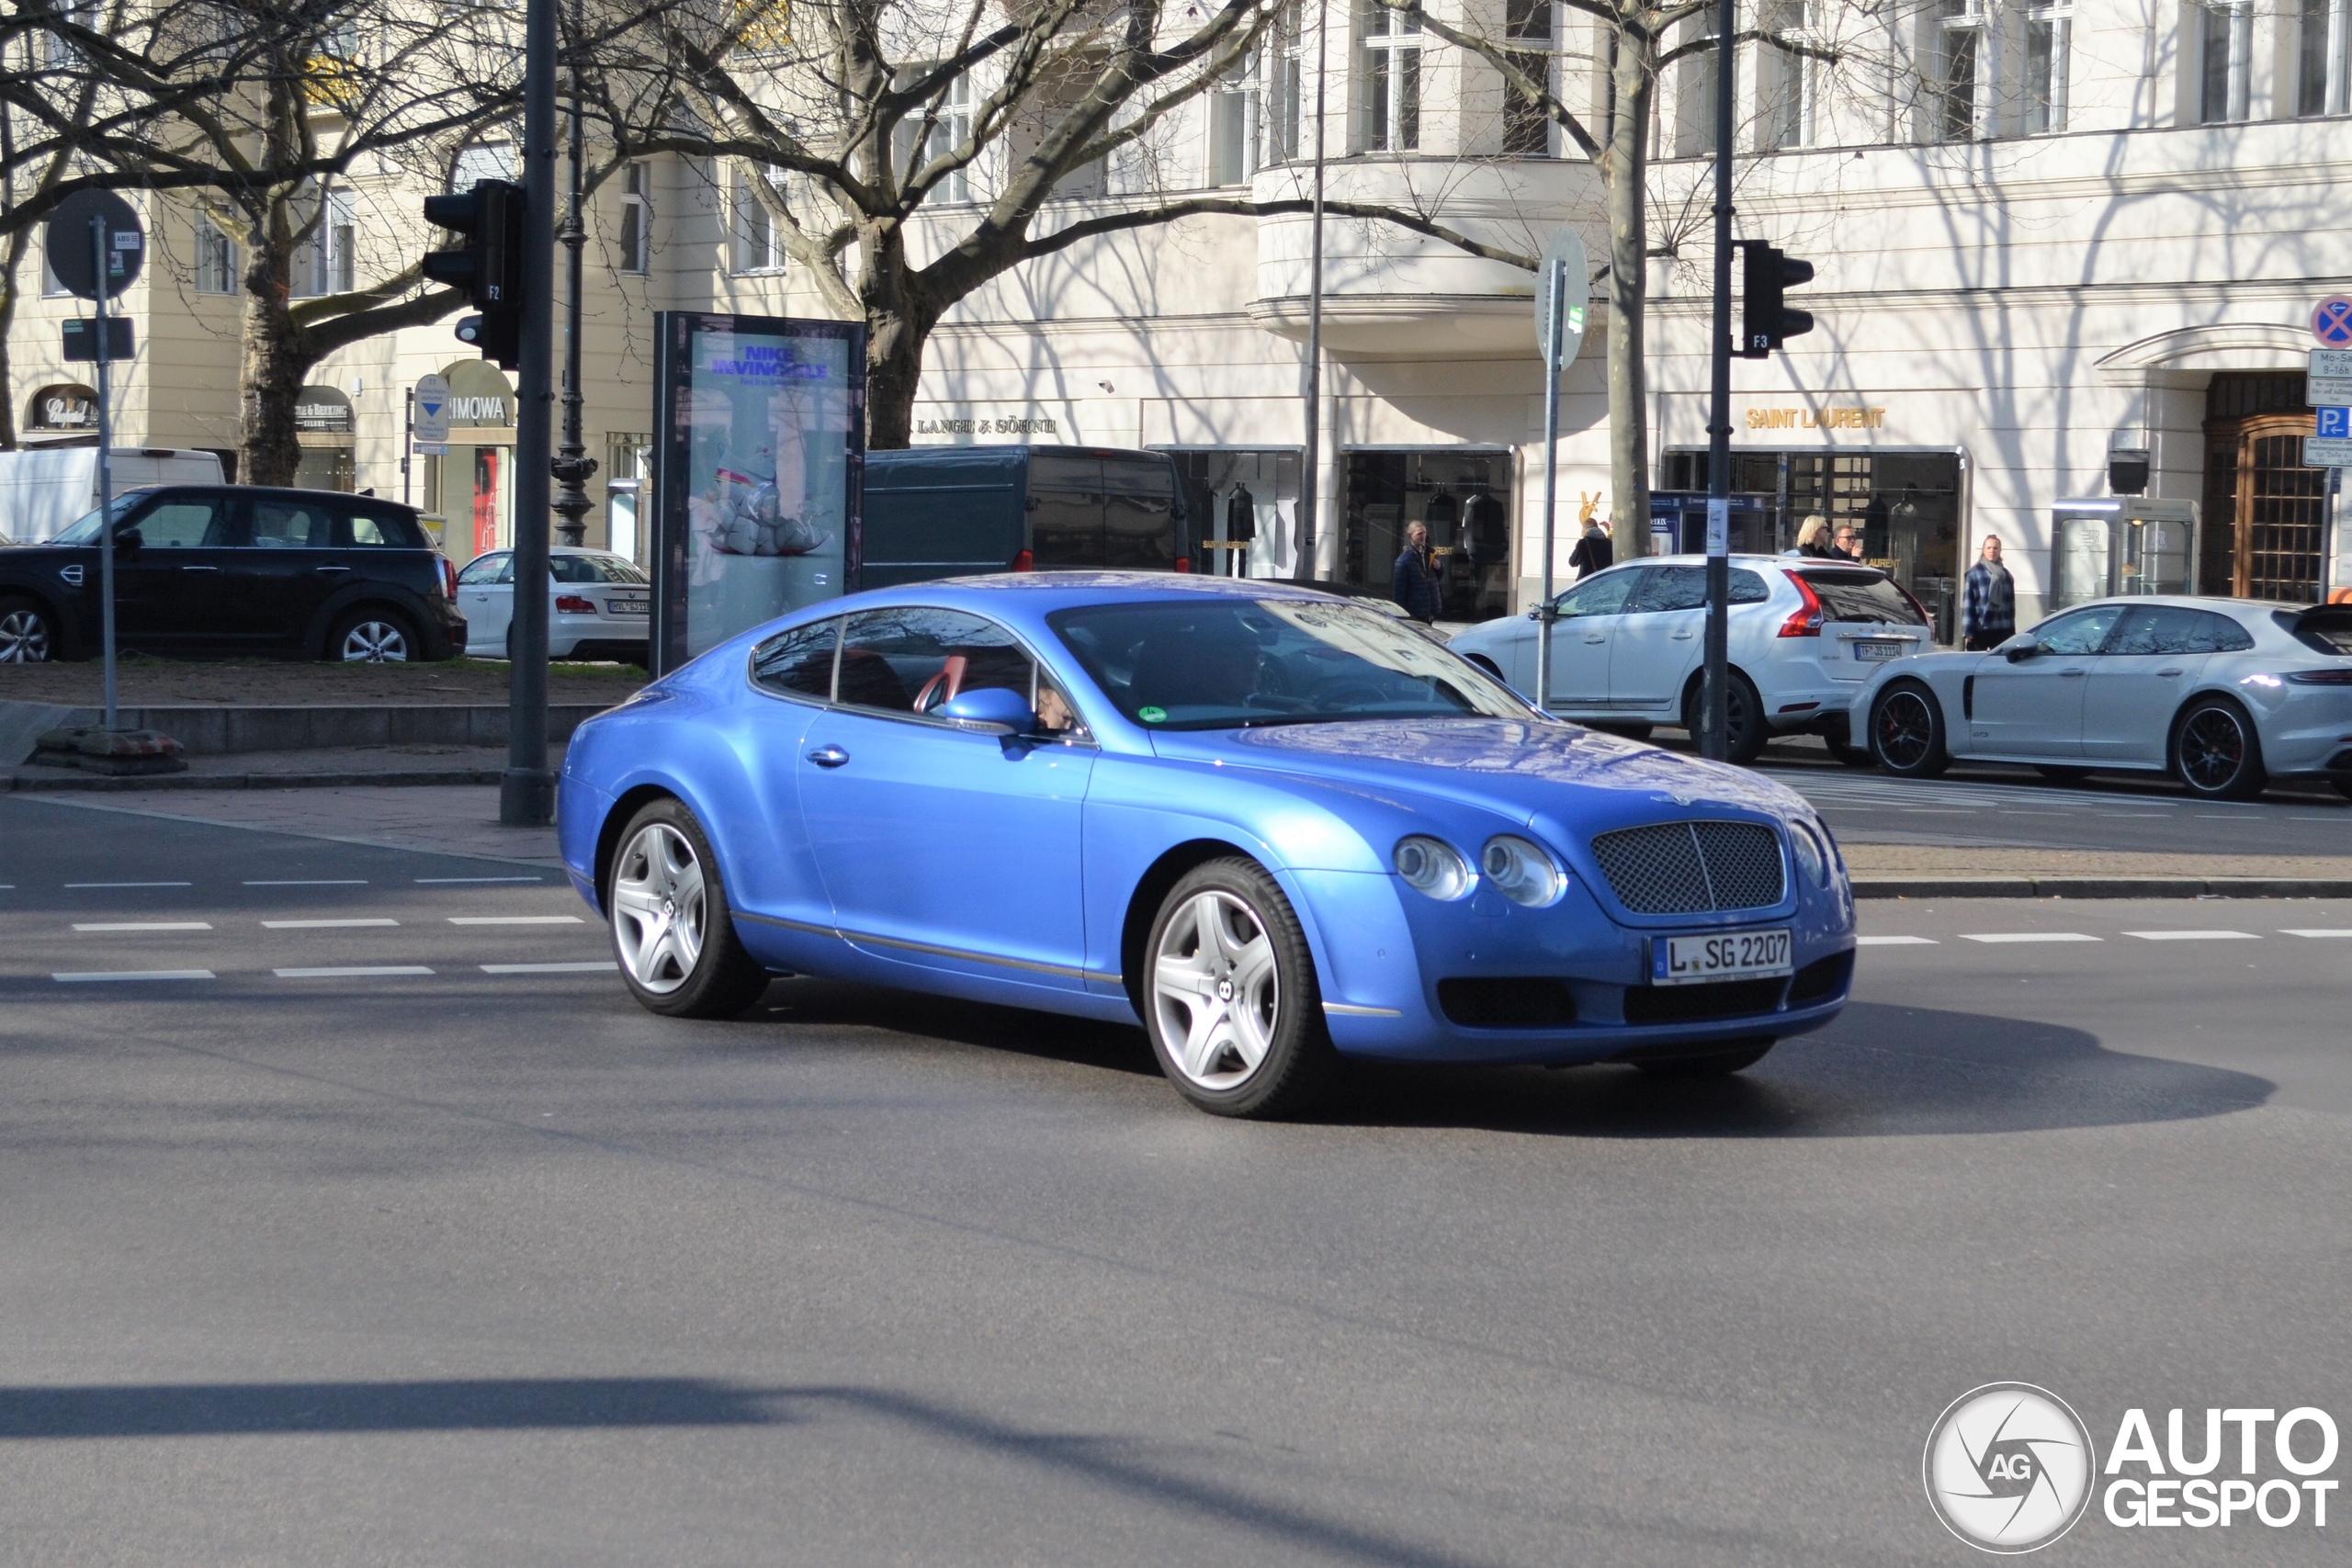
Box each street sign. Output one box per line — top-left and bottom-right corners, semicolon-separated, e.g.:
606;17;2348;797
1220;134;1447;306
2321;407;2352;440
2312;378;2352;406
413;373;451;446
43;189;144;301
2315;298;2352;348
2312;348;2352;379
61;318;133;362
1533;229;1588;370
413;443;448;457
2303;435;2352;468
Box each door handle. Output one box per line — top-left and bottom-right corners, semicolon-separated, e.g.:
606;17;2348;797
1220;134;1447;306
179;564;220;572
314;564;351;573
1583;635;1606;645
1670;631;1695;640
2058;668;2086;677
2157;668;2184;677
806;745;851;768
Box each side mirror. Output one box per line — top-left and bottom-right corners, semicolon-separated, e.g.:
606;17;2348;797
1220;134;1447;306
1998;634;2038;661
113;527;143;555
939;686;1037;735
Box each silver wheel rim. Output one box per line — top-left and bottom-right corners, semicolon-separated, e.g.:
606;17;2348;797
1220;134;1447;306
0;607;49;662
612;822;707;993
340;620;410;662
1153;889;1280;1090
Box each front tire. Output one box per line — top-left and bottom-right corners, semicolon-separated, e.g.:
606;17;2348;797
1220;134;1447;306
1142;858;1336;1118
606;799;771;1019
1632;1037;1775;1078
2172;697;2267;801
0;596;55;662
328;606;418;663
1683;671;1768;766
1871;682;1950;777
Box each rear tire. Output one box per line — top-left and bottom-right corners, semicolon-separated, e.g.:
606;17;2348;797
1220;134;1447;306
1825;716;1877;767
328;606;419;663
2172;696;2267;801
0;595;56;662
1871;682;1950;777
1141;858;1337;1119
1633;1037;1775;1078
605;798;771;1019
1683;671;1768;766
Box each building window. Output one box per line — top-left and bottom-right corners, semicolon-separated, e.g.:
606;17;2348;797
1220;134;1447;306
894;72;973;202
1760;0;1813;148
617;162;650;272
2298;0;2348;113
2023;0;2070;131
1361;2;1421;152
734;165;785;273
451;141;517;188
43;0;88;68
1675;24;1718;158
1934;0;1984;140
1213;15;1302;183
1502;0;1555;154
196;216;239;294
291;188;356;298
2199;0;2252;121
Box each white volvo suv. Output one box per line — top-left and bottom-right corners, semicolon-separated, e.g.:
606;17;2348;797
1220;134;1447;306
1446;554;1934;763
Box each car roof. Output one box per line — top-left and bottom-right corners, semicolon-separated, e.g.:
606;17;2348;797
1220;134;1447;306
141;482;420;517
2052;595;2295;616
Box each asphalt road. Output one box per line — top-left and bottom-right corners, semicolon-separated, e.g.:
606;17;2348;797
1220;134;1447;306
3;796;2349;1565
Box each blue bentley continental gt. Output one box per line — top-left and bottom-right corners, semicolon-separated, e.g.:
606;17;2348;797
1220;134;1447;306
557;574;1857;1118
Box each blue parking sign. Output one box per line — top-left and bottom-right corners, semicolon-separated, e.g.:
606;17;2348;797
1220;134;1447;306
2321;407;2351;440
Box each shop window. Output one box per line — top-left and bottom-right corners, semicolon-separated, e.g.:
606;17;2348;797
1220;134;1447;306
1165;451;1303;578
2199;0;2252;122
2204;378;2324;601
617;162;650;273
1360;2;1421;152
2299;0;2348;114
2023;0;2071;132
1342;451;1513;621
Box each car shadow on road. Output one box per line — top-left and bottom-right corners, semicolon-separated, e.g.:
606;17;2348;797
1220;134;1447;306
747;977;1166;1078
1316;1000;2274;1138
0;1377;788;1438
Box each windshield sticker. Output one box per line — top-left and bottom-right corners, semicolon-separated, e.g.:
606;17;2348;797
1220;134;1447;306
1137;705;1168;724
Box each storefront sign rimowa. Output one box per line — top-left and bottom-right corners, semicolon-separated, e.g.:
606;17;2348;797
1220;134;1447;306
1745;407;1888;429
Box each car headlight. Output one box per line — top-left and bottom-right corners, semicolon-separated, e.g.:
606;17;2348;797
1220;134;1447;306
1394;835;1474;900
1480;834;1566;907
1790;819;1837;888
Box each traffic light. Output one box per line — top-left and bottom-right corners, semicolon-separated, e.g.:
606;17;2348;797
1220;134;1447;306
1737;242;1815;359
423;179;525;370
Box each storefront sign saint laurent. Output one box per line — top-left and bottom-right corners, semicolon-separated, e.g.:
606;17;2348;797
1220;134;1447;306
1745;405;1888;431
914;412;1059;436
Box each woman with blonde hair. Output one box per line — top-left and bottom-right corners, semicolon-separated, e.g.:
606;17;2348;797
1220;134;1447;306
1793;514;1837;558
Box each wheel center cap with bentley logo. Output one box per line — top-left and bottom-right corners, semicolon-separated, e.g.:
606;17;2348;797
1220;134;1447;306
1216;977;1235;1002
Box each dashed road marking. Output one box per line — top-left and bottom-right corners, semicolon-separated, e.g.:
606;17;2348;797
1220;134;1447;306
64;881;192;889
273;966;436;979
2123;930;2260;941
415;876;543;885
52;970;215;983
1960;932;2103;943
2280;929;2352;938
261;919;400;930
1857;935;1938;946
244;879;368;886
72;921;212;932
480;962;618;975
447;916;583;926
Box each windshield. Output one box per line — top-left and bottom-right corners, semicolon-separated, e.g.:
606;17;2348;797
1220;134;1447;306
50;497;141;547
1048;598;1534;730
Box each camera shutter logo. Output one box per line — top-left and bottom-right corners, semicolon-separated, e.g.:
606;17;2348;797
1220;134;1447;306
1923;1383;2097;1552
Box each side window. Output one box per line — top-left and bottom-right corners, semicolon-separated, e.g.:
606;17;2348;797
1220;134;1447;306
838;606;1033;717
1555;568;1640;618
136;500;228;548
2199;611;2255;652
1628;565;1708;614
345;511;422;547
247;500;332;548
2033;605;2121;656
1729;568;1770;604
750;617;840;701
456;552;509;586
2107;605;2225;656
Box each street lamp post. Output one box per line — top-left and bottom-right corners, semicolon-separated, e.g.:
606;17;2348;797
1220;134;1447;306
1298;0;1329;582
549;0;596;548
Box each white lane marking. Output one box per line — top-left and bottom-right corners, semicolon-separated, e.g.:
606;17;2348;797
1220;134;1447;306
273;966;436;978
261;919;400;930
2123;930;2261;942
52;970;216;983
1856;935;1938;946
72;921;212;932
415;876;544;885
2281;929;2352;938
480;961;619;974
1960;932;2104;943
64;881;192;889
244;879;368;886
447;915;583;926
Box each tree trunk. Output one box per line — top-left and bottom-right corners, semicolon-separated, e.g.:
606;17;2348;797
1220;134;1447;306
858;220;933;451
1605;34;1653;558
0;230;27;449
239;278;306;487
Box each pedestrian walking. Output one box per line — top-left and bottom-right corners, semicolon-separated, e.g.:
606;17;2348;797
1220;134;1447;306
1962;534;2017;650
1393;521;1443;624
1567;515;1613;580
1793;515;1838;558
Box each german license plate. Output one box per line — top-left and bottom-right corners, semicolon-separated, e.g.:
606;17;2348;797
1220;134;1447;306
1853;639;1903;661
1652;929;1792;986
608;595;649;617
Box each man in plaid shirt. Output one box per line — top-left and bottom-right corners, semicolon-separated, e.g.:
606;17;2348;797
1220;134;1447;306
1962;536;2016;651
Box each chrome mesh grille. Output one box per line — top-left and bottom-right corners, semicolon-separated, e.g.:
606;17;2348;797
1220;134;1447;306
1589;821;1786;914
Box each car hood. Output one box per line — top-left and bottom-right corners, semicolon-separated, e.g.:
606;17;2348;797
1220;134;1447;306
1150;718;1810;831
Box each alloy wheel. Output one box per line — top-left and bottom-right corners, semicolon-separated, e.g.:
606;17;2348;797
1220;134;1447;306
2178;707;2248;792
612;822;707;993
339;621;411;662
1152;889;1281;1091
0;607;50;662
1875;691;1934;769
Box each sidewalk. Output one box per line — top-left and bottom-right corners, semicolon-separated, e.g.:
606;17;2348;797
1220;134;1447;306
27;784;564;868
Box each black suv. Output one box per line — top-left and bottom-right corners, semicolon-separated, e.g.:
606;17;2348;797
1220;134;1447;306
0;485;467;662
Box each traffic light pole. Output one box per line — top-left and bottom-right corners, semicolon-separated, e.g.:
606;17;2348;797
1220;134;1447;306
1700;0;1736;763
502;0;559;827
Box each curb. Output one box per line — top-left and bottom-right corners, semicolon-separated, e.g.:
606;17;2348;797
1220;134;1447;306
4;767;506;793
1853;875;2352;899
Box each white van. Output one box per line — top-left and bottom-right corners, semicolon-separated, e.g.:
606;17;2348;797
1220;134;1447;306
0;447;225;545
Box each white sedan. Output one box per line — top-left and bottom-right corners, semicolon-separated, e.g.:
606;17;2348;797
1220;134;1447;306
1856;595;2352;800
1447;554;1932;763
455;547;650;662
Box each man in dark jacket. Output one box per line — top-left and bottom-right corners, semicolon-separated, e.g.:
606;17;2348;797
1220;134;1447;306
1962;535;2016;650
1393;522;1443;623
1567;517;1613;580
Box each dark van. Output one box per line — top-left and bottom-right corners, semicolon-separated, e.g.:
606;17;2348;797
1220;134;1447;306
861;446;1188;588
